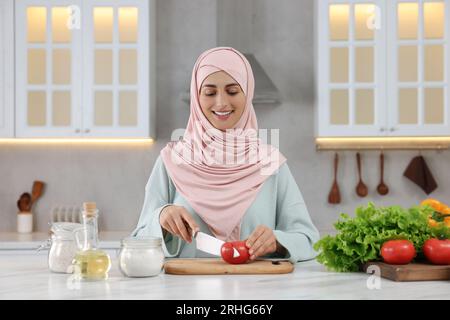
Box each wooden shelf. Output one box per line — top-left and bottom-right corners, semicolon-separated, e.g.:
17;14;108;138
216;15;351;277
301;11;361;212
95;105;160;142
315;137;450;150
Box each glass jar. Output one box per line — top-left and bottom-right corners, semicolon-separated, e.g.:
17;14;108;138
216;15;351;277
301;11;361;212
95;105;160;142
38;222;81;273
118;237;164;277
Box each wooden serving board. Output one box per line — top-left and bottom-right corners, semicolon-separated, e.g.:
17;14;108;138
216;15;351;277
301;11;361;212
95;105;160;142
362;261;450;282
164;258;294;275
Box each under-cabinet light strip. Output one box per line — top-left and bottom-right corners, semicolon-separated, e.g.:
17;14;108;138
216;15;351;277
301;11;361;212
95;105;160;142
315;137;450;150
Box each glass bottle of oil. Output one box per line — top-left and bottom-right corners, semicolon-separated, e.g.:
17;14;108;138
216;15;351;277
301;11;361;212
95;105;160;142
72;202;111;280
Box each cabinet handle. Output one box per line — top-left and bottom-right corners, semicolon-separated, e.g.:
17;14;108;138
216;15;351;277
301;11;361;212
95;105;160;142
84;129;90;133
390;127;396;132
379;127;385;132
75;129;80;133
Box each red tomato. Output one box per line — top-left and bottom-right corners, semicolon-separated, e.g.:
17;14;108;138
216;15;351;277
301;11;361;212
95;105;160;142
220;241;250;264
380;240;416;264
423;238;450;265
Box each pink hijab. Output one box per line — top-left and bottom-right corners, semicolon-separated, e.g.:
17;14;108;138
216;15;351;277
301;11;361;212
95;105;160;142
160;47;286;241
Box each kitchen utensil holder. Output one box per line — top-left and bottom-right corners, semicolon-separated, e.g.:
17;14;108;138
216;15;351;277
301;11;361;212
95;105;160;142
17;211;33;233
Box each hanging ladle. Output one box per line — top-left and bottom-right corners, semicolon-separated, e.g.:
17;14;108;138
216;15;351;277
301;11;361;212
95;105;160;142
355;152;368;197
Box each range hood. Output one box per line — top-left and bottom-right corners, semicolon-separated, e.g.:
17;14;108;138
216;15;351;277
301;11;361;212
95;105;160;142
181;0;281;106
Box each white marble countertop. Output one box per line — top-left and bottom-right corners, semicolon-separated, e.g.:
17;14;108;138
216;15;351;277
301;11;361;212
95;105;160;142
0;253;449;300
0;232;129;250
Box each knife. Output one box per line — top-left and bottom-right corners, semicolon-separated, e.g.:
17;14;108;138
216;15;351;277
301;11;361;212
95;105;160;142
193;231;240;258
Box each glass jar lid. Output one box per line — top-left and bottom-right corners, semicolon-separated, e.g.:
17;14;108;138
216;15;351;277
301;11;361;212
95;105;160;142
50;222;82;240
121;236;162;248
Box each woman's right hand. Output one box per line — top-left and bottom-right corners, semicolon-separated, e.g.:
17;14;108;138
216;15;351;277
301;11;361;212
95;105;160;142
160;205;200;243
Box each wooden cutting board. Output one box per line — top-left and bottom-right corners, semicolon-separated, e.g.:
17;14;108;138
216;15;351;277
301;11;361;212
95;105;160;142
164;258;294;275
362;261;450;282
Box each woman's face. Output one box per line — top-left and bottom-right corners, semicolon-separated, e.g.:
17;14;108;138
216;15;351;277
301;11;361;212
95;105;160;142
199;71;246;131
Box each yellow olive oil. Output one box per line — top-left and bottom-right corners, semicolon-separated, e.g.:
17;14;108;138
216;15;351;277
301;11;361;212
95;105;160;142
73;249;111;280
72;202;111;281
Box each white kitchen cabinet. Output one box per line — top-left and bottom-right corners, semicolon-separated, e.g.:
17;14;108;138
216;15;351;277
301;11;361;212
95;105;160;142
386;0;450;136
15;0;154;138
0;0;14;138
316;0;450;137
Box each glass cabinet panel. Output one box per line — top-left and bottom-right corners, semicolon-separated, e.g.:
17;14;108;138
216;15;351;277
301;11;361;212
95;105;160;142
354;4;375;40
52;7;71;43
330;90;349;125
28;49;46;84
52;91;71;126
330;47;348;83
355;89;374;124
16;0;151;138
95;49;113;84
424;88;444;124
17;1;80;137
53;49;71;84
27;91;46;126
119;49;137;84
329;4;349;41
398;88;418;124
94;91;113;126
119;7;138;43
393;1;447;134
398;46;417;82
322;1;382;136
27;7;46;43
424;2;444;39
86;3;145;136
94;7;113;43
398;3;419;39
424;45;444;82
119;91;137;126
318;0;449;137
355;47;374;82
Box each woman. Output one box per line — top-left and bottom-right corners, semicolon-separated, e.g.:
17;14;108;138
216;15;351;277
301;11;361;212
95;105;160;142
132;47;319;263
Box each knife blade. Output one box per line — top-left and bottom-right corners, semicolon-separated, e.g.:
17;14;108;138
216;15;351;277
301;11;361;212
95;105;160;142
194;231;240;258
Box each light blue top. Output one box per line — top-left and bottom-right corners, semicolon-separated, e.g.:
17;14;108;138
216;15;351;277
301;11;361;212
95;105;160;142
131;156;320;263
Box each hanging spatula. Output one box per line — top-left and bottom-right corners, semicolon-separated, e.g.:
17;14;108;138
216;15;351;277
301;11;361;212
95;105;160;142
328;153;341;204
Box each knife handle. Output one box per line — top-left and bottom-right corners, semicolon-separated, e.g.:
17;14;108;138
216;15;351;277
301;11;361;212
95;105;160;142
184;220;198;239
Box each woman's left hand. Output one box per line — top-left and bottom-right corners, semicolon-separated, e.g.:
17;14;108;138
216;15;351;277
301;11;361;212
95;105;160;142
245;225;278;260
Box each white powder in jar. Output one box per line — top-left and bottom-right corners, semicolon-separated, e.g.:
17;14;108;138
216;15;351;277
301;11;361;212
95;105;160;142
48;240;78;273
119;238;164;277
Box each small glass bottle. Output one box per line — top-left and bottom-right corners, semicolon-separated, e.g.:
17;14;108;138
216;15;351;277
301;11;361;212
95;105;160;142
72;202;111;280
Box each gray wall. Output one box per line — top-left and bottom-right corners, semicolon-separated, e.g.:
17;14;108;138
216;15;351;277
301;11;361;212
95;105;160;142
1;0;450;234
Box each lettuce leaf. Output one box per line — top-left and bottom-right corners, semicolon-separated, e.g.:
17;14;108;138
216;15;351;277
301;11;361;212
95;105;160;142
313;202;450;272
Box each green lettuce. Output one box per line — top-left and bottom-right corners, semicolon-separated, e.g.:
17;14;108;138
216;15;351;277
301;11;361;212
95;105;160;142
313;202;450;272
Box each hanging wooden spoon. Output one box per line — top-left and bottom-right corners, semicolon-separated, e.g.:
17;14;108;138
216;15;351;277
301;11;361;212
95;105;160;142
377;151;389;195
328;153;341;204
355;152;368;197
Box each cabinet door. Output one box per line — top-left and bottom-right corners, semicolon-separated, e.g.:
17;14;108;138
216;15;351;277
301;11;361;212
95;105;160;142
387;0;449;136
82;0;149;138
316;0;387;137
0;0;14;138
15;0;83;138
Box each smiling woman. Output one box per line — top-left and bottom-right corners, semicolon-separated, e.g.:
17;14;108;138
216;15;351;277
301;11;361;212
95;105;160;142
131;47;320;263
198;71;246;131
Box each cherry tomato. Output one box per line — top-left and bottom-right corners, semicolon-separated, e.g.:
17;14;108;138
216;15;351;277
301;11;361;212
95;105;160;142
423;238;450;265
380;240;416;264
220;241;250;264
